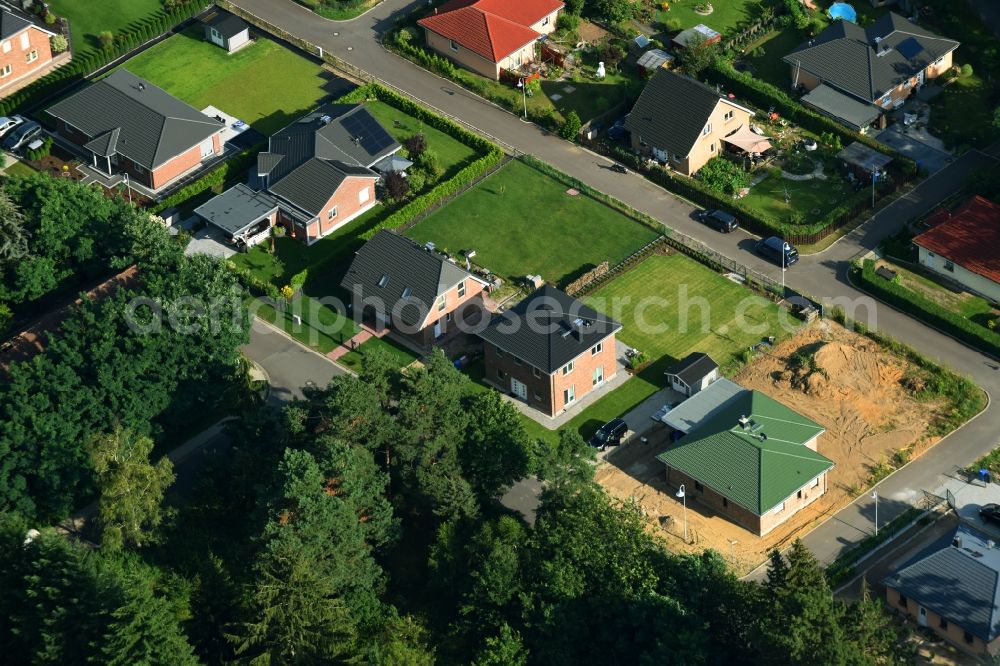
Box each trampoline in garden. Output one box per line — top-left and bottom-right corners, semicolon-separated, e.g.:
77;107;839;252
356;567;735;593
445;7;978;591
828;2;857;22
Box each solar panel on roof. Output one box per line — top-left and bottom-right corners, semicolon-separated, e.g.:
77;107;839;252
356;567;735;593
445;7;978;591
895;37;924;60
341;113;395;155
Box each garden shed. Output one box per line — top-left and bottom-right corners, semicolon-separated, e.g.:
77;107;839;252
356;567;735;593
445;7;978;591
204;12;251;53
636;48;674;75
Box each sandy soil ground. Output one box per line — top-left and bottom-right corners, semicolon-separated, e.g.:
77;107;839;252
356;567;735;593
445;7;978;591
595;320;945;575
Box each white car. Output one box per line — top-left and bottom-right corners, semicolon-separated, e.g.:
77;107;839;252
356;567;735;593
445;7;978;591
0;115;24;138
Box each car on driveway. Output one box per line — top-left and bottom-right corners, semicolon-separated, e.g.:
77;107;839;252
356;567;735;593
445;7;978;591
2;121;41;152
0;115;24;138
697;209;739;233
651;403;676;421
756;236;799;267
607;115;629;141
981;504;1000;526
589;418;628;450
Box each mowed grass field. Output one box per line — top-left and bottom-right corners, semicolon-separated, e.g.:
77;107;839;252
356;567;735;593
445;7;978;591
584;253;791;369
405;160;660;284
48;0;162;55
113;27;331;134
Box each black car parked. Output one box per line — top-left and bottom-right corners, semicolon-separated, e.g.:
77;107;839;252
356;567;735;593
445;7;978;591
756;236;799;267
697;209;739;233
589;418;628;450
981;503;1000;526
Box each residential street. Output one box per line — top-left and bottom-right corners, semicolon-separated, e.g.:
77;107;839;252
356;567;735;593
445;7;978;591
230;0;1000;569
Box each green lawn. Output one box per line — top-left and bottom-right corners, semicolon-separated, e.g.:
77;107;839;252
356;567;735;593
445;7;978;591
254;296;361;355
113;27;331;134
337;336;420;373
741;165;854;227
308;0;379;20
656;0;768;35
405;160;660;285
928;75;1000;151
364;100;478;177
745;27;803;90
878;259;996;326
2;161;37;178
48;0;162;55
583;253;790;369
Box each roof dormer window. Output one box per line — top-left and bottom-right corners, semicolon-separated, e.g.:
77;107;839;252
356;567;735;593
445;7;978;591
378;274;389;288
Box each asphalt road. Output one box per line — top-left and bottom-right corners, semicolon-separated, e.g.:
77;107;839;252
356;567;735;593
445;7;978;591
243;318;348;404
230;0;1000;568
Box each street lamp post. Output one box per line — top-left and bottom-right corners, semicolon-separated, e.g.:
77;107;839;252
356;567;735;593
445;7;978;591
517;77;527;120
872;490;879;536
676;484;688;543
123;172;132;206
781;239;786;297
728;538;738;562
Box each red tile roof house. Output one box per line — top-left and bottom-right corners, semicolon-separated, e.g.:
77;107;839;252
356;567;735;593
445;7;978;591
0;6;62;98
341;230;491;350
417;0;563;80
912;196;1000;303
478;285;621;418
47;70;226;195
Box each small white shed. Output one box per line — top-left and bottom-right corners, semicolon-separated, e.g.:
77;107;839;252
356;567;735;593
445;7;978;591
205;13;250;54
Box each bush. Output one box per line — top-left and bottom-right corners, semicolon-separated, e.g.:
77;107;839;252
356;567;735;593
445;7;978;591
960;63;974;77
99;31;115;50
560;110;582;140
43;12;56;25
49;34;67;53
23;135;53;162
854;259;1000;358
403;133;427;157
697;157;751;195
557;12;580;32
415;150;443;180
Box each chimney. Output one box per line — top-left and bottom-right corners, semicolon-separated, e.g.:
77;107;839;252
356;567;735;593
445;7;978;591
738;415;749;430
137;83;145;92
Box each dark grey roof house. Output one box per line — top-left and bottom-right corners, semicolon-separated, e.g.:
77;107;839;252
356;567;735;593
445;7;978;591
204;11;250;53
784;13;958;127
48;70;225;191
1;6;36;39
624;69;754;176
341;230;489;343
256;104;400;219
193;184;280;241
664;352;719;397
884;525;1000;655
480;284;621;374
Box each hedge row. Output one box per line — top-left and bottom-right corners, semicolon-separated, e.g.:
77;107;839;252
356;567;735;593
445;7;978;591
0;2;206;117
338;83;502;155
854;259;1000;358
151;142;264;214
226;262;281;300
705;59;918;175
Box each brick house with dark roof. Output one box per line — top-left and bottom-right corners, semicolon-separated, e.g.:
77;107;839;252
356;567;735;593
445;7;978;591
657;385;832;535
197;103;400;248
341;230;491;349
48;70;226;192
912;195;1000;303
783;13;958;129
0;5;58;96
479;285;621;417
417;0;563;80
624;69;754;176
884;525;1000;656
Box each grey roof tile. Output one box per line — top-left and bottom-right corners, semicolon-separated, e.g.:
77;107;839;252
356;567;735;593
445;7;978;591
47;70;223;169
784;12;958;102
665;352;718;386
624;69;725;159
479;285;621;373
207;12;248;39
194;184;280;235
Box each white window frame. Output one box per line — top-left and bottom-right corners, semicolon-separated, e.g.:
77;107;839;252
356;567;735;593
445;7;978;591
436;294;446;311
133;163;147;175
327;206;338;220
702;122;711;136
562;361;574;376
513;356;523;366
449;40;459;52
532;367;540;378
457;280;466;298
0;63;11;78
25;49;37;63
943;259;955;272
19;32;29;50
591;342;602;355
810;477;819;488
773;502;785;514
358;186;370;204
2;40;11;54
724;109;734;121
563;385;575;404
542;16;549;25
593;365;604;386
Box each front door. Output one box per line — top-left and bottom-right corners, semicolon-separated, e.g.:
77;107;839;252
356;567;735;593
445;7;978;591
511;378;528;400
918;607;928;627
433;319;443;338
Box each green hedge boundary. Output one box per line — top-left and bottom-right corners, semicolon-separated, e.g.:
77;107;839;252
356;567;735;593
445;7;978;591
854;259;1000;359
826;506;926;588
0;3;206;117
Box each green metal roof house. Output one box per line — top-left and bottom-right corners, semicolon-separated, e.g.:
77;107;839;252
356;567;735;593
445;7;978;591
656;387;832;536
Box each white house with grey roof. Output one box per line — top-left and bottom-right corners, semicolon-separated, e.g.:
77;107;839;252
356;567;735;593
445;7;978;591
198;103;400;247
341;230;490;348
784;13;958;130
48;70;226;192
885;525;1000;655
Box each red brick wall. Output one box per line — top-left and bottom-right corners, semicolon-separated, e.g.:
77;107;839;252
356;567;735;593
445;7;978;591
314;176;380;237
150;143;205;190
420;276;488;341
484;333;617;417
0;26;53;92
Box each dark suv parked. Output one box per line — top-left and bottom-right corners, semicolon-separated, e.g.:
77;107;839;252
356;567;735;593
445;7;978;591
697;209;739;233
756;236;799;267
589;418;628;450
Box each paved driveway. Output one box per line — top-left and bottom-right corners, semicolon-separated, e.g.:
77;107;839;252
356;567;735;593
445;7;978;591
243;318;348;404
877;126;953;174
